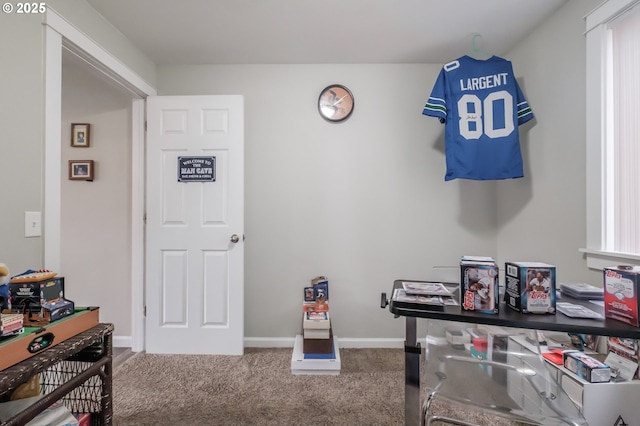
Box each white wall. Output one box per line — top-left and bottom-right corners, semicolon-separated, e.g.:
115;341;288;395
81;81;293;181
0;1;154;275
0;14;45;272
497;0;603;285
61;58;132;338
1;0;606;344
47;0;156;88
157;64;499;339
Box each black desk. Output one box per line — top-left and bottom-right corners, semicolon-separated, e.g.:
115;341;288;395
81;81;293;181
383;279;640;426
0;323;114;426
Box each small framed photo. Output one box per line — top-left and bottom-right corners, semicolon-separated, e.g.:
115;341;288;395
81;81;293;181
69;160;94;181
71;123;90;147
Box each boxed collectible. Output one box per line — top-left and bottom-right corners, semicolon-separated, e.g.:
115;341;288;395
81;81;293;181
563;350;611;383
460;257;499;314
311;276;329;301
504;262;556;314
603;265;640;326
9;277;64;314
606;336;639;380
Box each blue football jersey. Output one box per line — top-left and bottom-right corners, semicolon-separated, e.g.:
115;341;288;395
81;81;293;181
423;56;534;181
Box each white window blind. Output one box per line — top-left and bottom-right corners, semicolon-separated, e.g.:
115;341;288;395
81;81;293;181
583;0;640;269
609;7;640;254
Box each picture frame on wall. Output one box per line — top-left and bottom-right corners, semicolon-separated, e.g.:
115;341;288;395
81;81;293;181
71;123;90;147
69;160;94;181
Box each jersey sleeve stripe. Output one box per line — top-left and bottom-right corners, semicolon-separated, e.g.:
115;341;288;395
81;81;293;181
517;107;533;118
517;103;534;124
423;97;447;118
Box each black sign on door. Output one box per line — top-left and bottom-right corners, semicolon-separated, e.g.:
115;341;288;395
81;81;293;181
177;156;216;182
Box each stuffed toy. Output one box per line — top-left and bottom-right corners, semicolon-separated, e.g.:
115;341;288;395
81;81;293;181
0;263;9;311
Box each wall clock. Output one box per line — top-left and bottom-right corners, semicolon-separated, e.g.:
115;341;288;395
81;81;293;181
318;84;354;122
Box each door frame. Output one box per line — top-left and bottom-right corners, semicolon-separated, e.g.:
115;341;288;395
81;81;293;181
43;8;156;351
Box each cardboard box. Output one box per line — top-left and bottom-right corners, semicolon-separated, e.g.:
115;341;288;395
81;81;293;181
303;311;330;329
504;262;556;314
460;260;499;314
9;277;65;314
291;334;341;375
603;265;640;326
563;350;611;383
303;328;334;354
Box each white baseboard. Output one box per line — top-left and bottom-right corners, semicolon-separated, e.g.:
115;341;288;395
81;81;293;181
113;335;132;348
244;337;404;349
114;335;405;349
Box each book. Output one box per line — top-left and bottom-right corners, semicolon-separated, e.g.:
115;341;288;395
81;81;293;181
401;281;452;296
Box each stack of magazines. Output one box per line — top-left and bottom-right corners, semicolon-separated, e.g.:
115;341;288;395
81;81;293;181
392;281;459;309
559;282;604;300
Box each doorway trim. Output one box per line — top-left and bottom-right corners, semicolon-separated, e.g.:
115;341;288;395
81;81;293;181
44;7;156;351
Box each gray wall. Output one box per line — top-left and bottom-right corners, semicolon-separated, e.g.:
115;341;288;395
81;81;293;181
61;58;133;337
156;64;498;339
157;0;602;340
0;4;150;344
0;2;152;275
496;0;602;286
47;0;156;88
0;14;45;272
1;0;605;343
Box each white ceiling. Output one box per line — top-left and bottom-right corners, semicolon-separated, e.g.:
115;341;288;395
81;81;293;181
86;0;568;65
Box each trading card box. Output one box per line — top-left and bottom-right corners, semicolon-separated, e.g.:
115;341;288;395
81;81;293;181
563;350;611;383
9;277;65;314
460;261;499;314
311;276;329;301
504;262;556;314
603;265;640;326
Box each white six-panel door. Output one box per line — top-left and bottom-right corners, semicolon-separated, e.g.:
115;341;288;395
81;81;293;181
146;95;244;354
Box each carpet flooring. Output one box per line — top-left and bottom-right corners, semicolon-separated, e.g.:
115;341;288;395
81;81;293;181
112;348;525;426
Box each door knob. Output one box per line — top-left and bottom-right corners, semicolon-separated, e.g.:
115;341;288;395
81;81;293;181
230;234;240;243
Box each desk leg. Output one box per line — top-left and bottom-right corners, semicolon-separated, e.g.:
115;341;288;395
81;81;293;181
404;317;421;426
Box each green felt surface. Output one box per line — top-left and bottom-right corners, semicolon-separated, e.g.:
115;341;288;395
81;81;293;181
0;308;92;348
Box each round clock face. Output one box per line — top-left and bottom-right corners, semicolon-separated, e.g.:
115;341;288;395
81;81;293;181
318;84;354;122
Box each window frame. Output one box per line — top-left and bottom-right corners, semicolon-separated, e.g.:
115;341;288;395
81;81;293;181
582;0;640;270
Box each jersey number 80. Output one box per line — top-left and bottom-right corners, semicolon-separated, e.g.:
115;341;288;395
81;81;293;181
457;90;514;140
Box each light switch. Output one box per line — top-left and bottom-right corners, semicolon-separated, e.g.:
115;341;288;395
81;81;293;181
25;211;41;238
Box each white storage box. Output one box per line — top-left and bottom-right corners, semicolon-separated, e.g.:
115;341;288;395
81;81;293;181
291;334;341;375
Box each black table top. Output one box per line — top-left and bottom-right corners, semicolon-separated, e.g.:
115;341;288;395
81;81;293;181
388;279;640;339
